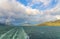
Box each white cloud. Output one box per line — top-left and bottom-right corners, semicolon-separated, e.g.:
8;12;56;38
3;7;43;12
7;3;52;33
0;0;42;24
32;0;51;5
0;0;60;25
55;15;60;20
25;7;41;15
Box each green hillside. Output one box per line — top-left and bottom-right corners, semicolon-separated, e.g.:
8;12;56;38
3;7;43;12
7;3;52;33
37;20;60;26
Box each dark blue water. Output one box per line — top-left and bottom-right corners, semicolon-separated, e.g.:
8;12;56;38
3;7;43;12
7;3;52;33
0;26;60;39
23;26;60;39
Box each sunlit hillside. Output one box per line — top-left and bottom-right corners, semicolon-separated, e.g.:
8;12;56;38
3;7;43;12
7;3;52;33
37;20;60;26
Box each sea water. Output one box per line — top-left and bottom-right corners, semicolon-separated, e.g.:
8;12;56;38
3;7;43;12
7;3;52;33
23;26;60;39
0;26;60;39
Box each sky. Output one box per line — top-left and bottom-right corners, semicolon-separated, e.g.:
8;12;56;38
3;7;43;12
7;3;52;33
0;0;60;25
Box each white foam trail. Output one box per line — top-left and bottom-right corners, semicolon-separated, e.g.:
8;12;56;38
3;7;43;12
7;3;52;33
12;29;18;39
0;28;16;39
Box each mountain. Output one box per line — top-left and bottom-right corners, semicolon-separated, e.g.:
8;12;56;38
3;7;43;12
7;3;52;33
0;23;13;26
0;23;6;26
37;20;60;26
21;24;33;26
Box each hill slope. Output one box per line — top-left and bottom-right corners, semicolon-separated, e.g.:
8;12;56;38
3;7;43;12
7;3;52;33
37;20;60;26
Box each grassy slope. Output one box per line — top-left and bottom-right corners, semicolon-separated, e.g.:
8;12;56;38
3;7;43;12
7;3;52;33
37;20;60;26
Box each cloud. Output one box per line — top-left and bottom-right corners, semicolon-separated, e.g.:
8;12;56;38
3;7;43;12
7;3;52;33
31;0;51;5
0;0;60;25
0;0;42;25
25;7;41;15
55;15;60;19
27;0;59;10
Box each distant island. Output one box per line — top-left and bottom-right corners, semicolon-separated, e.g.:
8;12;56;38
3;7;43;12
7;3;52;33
37;20;60;26
0;20;60;26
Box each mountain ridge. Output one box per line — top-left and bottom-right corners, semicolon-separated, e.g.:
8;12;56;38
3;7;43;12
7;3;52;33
37;20;60;26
